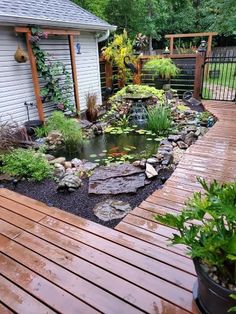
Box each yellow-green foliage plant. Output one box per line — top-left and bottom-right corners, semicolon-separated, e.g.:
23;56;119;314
102;29;138;84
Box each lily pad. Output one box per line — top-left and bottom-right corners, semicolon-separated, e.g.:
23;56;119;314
89;154;97;158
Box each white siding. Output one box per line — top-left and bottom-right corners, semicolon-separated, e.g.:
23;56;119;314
0;26;102;123
75;32;102;111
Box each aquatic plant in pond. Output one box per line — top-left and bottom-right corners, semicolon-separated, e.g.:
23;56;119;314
52;131;161;165
146;105;172;134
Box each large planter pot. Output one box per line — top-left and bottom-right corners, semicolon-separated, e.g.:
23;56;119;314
154;77;170;90
86;109;98;122
193;259;235;314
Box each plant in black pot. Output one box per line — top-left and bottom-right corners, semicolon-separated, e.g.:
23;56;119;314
155;177;236;314
143;57;180;90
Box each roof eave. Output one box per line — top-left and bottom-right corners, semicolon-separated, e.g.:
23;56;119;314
0;15;117;32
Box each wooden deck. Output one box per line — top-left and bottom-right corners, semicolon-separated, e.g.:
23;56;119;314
0;101;236;313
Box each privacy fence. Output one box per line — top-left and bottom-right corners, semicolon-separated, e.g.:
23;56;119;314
100;53;204;101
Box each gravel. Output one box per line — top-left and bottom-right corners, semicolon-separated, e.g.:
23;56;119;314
3;168;173;229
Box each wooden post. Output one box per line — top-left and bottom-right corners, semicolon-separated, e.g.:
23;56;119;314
194;53;205;99
170;36;174;54
207;35;213;57
105;61;113;88
133;59;142;85
69;35;80;113
25;32;45;121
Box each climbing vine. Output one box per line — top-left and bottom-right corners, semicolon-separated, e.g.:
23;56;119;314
30;27;74;112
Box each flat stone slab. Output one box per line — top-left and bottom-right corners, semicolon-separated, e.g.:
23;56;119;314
93;199;132;221
89;173;146;194
90;163;143;181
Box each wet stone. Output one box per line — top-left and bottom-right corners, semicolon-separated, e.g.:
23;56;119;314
93;199;132;221
89;173;146;195
177;141;188;150
57;174;82;193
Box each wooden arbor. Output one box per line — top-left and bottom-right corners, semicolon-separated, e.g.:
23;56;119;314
165;32;218;56
15;27;81;121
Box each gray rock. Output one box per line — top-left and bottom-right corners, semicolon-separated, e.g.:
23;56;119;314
168;134;183;142
90;163;143;181
184;131;198;146
89;173;146;194
177;141;188;149
161;153;173;166
80;161;97;172
160;139;172;147
54;163;66;178
46;131;63;147
132;160;141;167
57;174;82;192
71;158;83;168
195;126;207;136
146;157;159;166
80;119;93;129
158;144;173;155
186;125;197;133
45;154;55;161
93;199;132;221
49;157;66;165
145;163;158;178
139;159;147;169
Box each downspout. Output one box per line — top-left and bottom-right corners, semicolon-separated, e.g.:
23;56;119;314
97;29;110;43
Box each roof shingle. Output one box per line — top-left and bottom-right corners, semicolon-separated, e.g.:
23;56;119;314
0;0;115;31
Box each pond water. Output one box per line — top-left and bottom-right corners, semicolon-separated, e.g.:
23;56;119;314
52;132;161;165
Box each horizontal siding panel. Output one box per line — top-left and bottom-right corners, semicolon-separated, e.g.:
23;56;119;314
0;27;102;121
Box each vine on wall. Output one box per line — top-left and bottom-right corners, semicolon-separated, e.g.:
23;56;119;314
30;27;74;112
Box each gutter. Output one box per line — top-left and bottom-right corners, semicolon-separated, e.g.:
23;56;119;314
0;15;117;32
97;30;111;43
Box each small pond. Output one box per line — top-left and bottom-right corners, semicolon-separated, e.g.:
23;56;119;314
52;131;161;165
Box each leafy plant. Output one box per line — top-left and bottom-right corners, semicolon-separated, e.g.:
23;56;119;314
146;105;172;134
229;294;236;312
116;115;130;128
155;178;236;288
109;84;165;103
0;148;53;181
102;29;138;84
30;27;74;111
35;112;83;151
143;57;180;79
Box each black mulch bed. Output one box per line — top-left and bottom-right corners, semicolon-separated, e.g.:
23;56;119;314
3;168;173;229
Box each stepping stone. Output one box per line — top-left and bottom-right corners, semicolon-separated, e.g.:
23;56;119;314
93;199;132;221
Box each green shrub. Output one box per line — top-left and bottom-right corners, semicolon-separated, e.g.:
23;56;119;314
143;58;180;79
1;148;53;181
155;178;236;287
146;105;172;134
35;111;83;150
109;85;165;103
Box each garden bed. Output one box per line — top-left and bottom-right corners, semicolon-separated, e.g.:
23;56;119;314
0;85;216;228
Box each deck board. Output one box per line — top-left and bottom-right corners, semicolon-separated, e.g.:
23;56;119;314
0;100;235;313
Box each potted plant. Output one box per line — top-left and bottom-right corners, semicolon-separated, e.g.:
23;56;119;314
155;178;236;314
85;92;98;122
143;57;179;89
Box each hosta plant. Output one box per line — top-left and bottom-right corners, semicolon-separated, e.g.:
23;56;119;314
155;178;236;290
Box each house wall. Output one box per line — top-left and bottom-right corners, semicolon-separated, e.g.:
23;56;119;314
0;25;102;123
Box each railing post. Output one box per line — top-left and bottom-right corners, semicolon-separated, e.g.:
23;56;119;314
194;53;205;99
133;58;142;85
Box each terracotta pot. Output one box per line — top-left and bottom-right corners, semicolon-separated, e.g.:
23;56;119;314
193;258;235;314
86;108;98;122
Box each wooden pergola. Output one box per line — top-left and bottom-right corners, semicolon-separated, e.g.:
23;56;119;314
165;32;218;56
15;27;81;121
